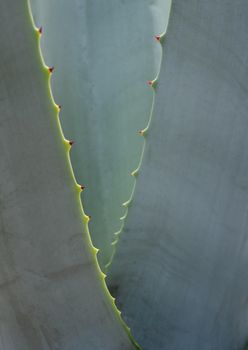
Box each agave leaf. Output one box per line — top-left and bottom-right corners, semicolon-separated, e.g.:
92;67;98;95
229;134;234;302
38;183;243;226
108;1;248;349
30;0;171;270
0;1;138;348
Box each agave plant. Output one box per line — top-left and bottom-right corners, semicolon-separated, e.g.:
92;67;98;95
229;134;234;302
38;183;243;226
108;1;248;349
29;0;171;271
1;0;248;349
0;1;138;349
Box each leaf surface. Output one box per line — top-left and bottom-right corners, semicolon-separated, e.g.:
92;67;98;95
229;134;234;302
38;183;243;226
0;1;137;349
30;0;171;269
108;1;248;349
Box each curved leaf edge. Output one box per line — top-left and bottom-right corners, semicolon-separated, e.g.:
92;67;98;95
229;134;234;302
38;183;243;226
105;3;172;272
27;1;141;348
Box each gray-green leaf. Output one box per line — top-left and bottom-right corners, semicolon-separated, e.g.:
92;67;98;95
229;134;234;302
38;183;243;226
108;1;248;349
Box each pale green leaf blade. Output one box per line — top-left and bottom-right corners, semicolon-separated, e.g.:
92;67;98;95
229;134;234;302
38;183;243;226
30;0;170;269
0;1;137;348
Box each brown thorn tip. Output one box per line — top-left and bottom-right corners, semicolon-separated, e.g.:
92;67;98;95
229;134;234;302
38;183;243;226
69;140;74;146
155;35;160;42
48;66;54;73
80;185;85;191
138;130;143;135
147;80;153;86
58;105;62;110
38;27;43;35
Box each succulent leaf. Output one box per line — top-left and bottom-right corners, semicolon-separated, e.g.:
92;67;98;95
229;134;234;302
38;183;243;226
0;1;137;348
108;1;248;349
30;0;171;270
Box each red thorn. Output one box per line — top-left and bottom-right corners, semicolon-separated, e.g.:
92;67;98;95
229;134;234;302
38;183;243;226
147;80;153;86
155;35;160;42
38;26;43;35
48;66;54;73
69;140;74;146
80;185;85;191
